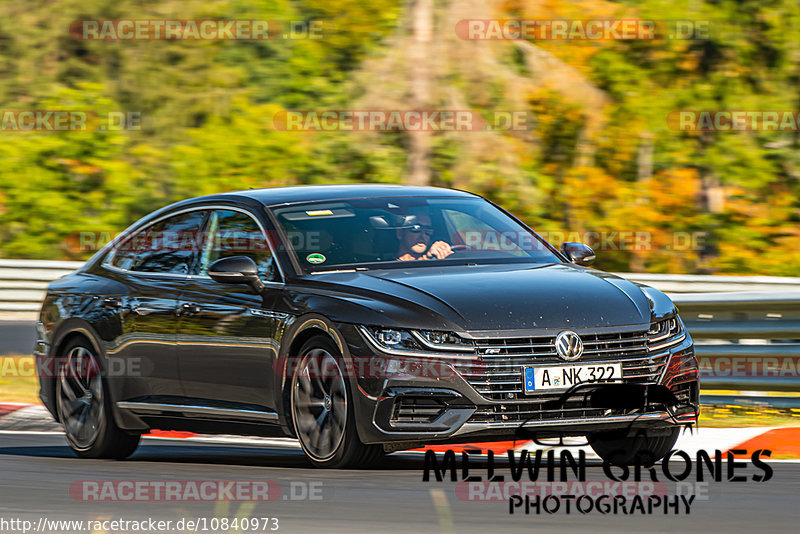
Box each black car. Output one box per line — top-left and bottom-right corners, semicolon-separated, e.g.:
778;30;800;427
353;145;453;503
35;184;699;467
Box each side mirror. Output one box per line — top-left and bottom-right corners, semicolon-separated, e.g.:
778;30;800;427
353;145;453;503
208;256;264;292
560;242;595;266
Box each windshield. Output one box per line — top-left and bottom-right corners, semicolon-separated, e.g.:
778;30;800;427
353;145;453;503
270;196;561;272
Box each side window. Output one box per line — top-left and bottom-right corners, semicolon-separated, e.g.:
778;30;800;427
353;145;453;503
199;209;279;282
110;211;207;274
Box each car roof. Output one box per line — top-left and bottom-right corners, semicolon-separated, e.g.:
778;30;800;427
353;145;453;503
129;185;479;234
224;184;477;206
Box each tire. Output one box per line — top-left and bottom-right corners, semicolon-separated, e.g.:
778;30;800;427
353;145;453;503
290;335;384;468
55;337;141;459
588;427;680;466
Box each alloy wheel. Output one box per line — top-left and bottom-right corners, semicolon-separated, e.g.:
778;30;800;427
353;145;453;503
291;348;348;462
57;346;104;450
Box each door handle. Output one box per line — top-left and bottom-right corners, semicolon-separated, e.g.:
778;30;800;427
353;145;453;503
133;306;158;316
102;297;121;309
179;303;202;316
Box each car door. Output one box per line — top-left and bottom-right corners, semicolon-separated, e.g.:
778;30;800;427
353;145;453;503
176;207;287;410
103;209;207;401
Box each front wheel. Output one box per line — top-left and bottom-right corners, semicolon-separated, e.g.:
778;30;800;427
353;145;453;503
56;338;141;459
290;335;384;468
588;427;680;466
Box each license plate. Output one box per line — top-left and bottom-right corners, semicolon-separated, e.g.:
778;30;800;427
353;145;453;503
522;363;622;393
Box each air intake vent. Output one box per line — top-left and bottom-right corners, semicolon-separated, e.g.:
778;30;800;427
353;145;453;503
390;397;446;425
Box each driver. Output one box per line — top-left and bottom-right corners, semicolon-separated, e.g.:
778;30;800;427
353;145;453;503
396;212;453;261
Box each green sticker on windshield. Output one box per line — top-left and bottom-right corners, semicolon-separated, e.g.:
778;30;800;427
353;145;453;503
306;253;326;264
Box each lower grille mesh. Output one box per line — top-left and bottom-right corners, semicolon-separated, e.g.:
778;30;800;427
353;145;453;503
468;394;634;424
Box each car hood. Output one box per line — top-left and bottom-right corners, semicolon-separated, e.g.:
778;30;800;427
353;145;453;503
302;263;670;333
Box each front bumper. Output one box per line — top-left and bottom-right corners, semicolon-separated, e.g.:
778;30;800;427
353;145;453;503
338;323;699;446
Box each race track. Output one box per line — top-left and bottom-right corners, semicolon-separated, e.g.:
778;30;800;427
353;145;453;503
0;321;35;355
0;432;797;533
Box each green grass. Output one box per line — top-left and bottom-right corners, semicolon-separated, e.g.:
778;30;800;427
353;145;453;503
0;356;40;404
699;404;800;428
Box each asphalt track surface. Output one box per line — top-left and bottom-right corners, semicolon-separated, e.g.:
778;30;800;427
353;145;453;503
0;321;36;355
0;433;797;533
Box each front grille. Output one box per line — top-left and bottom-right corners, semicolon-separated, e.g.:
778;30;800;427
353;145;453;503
454;319;685;401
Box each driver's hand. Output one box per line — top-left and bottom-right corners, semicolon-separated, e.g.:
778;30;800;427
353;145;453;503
425;241;453;259
397;253;417;261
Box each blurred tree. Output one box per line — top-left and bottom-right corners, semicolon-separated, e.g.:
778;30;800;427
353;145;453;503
0;0;798;277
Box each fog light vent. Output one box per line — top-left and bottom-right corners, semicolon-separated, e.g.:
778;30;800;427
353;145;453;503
390;397;446;425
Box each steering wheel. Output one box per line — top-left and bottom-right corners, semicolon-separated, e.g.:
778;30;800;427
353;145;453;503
443;244;475;257
418;244;472;260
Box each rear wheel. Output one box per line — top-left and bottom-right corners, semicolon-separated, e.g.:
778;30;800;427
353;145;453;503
56;337;141;459
588;427;680;466
290;335;384;468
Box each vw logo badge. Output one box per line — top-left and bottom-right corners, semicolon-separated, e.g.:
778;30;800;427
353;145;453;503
555;331;583;361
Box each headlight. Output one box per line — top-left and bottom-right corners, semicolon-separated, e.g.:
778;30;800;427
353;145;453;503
359;326;476;357
647;315;686;352
367;328;420;351
375;329;403;345
412;330;474;352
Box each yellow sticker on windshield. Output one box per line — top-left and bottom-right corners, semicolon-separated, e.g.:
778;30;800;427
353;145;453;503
306;209;333;216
